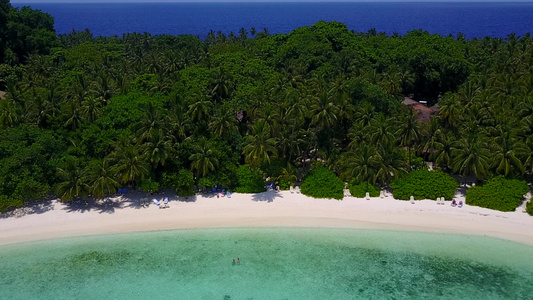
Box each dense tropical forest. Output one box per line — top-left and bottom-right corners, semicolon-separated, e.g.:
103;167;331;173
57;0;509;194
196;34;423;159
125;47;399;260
0;1;532;212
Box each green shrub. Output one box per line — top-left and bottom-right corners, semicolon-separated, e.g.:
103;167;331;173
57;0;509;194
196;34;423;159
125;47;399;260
301;167;344;200
349;182;380;198
526;201;533;216
197;177;216;189
175;169;195;197
235;165;265;193
141;178;160;194
466;177;528;212
0;195;23;213
390;170;458;200
278;178;290;191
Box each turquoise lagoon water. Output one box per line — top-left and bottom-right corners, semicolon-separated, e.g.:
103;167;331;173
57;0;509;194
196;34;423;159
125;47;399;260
0;228;532;300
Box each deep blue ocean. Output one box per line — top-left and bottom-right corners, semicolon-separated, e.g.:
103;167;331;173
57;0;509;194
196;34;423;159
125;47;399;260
16;2;533;38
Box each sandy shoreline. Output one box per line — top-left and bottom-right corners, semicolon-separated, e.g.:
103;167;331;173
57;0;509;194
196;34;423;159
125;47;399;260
1;190;532;247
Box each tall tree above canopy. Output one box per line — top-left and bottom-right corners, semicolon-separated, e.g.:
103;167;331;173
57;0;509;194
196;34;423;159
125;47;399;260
3;3;58;64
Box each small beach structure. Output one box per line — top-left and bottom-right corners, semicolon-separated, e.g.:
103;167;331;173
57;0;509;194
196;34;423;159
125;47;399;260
402;97;439;122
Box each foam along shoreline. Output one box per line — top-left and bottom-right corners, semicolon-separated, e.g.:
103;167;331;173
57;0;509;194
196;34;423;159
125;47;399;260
1;190;532;247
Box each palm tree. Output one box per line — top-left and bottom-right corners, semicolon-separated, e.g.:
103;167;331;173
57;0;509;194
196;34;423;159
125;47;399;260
420;117;442;158
353;102;375;127
242;120;278;167
142;128;173;169
136;101;163;143
396;108;421;167
64;101;82;130
0;99;19;128
210;109;238;139
523;135;533;177
56;158;90;201
167;105;190;142
210;67;233;101
374;142;407;187
113;146;149;187
308;87;338;130
87;159;120;199
490;126;525;176
188;95;212;123
438;94;462;128
80;96;102;123
339;143;379;184
368;113;395;146
189;138;220;177
432;133;455;170
451;136;491;182
276;163;299;187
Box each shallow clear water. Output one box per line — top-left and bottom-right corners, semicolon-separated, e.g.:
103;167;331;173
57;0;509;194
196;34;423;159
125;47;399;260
0;228;532;300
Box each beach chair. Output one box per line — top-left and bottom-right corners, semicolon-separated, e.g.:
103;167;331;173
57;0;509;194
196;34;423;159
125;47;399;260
290;186;294;193
344;189;350;197
295;186;301;194
163;197;169;208
458;200;463;208
276;185;280;192
410;196;415;204
451;199;457;207
153;199;161;208
118;188;122;195
380;190;384;199
366;192;370;200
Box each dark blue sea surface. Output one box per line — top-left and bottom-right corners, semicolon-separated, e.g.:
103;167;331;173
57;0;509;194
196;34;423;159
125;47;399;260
16;2;533;38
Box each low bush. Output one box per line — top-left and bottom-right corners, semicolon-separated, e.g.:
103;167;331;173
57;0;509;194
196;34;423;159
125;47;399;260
141;178;159;194
301;167;344;200
278;178;291;191
0;195;23;213
390;170;458;200
175;169;195;197
466;177;528;212
235;165;265;193
526;201;533;216
349;182;380;198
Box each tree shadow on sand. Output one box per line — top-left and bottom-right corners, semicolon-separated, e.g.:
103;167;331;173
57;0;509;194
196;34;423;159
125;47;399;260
251;191;284;203
0;200;55;219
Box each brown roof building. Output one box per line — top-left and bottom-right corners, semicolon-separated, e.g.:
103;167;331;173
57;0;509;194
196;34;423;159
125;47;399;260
402;97;439;122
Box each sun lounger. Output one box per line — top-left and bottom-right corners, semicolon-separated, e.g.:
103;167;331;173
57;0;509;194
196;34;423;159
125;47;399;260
295;186;301;194
410;196;415;204
451;199;457;207
366;192;370;200
153;199;161;208
458;200;463;208
344;189;351;197
163;197;169;208
290;186;294;193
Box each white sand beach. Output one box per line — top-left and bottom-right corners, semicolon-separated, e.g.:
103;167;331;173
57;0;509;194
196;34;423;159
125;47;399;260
1;190;532;246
